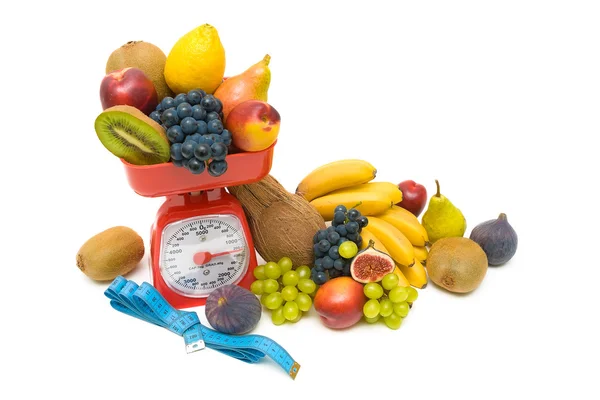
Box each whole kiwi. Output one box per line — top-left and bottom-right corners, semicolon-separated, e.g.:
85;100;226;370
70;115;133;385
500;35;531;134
76;226;145;281
427;237;488;293
106;41;174;101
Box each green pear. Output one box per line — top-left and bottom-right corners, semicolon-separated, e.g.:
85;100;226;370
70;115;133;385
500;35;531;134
421;180;467;244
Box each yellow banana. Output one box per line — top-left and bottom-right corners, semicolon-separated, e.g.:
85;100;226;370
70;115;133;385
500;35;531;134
376;205;430;247
413;246;428;263
393;267;411;287
397;259;428;289
295;159;376;201
359;227;389;253
310;191;393;221
363;216;415;267
326;182;402;204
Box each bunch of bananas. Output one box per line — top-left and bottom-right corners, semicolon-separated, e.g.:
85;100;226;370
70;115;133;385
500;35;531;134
296;159;429;289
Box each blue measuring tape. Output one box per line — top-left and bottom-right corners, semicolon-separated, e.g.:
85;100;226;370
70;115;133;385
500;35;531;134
104;276;300;379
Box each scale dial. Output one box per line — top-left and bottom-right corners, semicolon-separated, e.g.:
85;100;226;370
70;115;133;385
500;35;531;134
159;214;250;298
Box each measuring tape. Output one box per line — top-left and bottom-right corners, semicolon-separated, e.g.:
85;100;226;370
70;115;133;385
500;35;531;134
104;276;301;379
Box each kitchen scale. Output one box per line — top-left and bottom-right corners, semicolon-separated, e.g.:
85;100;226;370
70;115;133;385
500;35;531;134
121;143;275;309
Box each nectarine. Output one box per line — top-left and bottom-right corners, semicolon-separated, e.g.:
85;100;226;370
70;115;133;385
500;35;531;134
314;277;366;329
225;100;280;152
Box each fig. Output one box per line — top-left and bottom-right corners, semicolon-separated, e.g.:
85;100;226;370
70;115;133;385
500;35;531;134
205;285;262;335
469;213;518;266
350;240;395;283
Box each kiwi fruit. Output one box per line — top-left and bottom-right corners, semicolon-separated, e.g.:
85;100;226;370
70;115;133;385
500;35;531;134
426;237;488;293
94;105;170;165
76;226;145;281
106;41;174;101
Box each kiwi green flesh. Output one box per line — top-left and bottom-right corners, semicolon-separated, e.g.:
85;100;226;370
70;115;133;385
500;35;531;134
95;111;170;165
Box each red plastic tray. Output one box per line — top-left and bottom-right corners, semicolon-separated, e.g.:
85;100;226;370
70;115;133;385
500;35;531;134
122;142;275;197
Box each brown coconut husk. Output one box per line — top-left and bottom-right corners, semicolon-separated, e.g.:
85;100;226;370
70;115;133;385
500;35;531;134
228;175;326;266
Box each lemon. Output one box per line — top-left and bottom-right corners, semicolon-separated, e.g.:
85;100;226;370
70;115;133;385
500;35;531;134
164;24;226;94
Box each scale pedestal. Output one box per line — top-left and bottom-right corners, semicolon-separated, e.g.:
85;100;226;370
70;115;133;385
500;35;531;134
121;143;275;309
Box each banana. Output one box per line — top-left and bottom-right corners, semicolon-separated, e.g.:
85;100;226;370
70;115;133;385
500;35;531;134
376;205;430;247
393;266;411;287
359;227;389;253
363;216;415;267
310;191;393;221
413;245;428;263
296;159;377;201
326;182;402;204
397;259;428;289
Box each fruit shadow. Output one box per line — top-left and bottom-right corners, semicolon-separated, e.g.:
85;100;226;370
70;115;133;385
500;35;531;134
424;281;477;298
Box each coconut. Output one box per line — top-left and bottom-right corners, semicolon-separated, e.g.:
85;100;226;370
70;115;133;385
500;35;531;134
228;175;326;266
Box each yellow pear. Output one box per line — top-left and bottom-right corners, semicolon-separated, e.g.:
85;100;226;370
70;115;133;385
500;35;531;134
214;54;271;121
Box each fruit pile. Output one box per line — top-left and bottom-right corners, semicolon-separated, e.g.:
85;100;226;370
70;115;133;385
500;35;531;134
311;205;366;284
94;24;281;177
149;90;231;176
250;257;318;325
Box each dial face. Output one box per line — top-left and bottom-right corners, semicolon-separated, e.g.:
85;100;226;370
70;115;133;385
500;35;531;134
159;214;249;298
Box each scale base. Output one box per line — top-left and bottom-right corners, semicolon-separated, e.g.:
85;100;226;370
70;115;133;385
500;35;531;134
149;188;258;309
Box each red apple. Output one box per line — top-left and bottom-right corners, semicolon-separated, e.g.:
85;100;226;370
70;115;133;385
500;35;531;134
397;180;428;217
225;100;280;152
313;277;366;329
100;67;158;115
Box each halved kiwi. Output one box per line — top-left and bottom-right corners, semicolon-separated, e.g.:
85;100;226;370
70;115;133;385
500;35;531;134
94;105;170;165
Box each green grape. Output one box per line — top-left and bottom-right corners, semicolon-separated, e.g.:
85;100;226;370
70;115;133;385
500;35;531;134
297;278;317;294
364;315;380;324
271;307;286;325
295;293;312;311
338;241;358;258
381;273;399;291
379;298;394;317
281;285;298;301
264;261;282;279
264;292;284;310
250;280;264;295
393;301;409;318
363;282;384;299
363;299;381;319
296;265;311;280
253;265;266;280
282;270;300;287
278;257;294;273
283;301;300;321
263;278;279;294
289;311;303;323
406;286;419;303
388;286;409;303
260;293;269;306
384;313;403;330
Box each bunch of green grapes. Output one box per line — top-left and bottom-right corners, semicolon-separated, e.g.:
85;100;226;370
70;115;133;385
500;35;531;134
362;273;419;330
250;257;318;325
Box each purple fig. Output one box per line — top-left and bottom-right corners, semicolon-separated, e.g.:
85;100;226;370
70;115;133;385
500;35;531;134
469;213;518;266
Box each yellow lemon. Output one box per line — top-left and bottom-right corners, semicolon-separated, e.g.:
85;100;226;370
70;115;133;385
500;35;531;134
164;24;226;94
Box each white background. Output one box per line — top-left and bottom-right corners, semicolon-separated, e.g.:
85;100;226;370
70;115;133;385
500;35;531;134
2;1;599;399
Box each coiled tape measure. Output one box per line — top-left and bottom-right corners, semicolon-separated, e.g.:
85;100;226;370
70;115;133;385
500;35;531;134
105;276;300;379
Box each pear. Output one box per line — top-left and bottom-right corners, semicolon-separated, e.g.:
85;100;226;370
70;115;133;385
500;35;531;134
421;180;467;244
214;54;271;121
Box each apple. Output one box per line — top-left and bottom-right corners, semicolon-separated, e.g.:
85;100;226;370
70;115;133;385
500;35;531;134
225;100;280;152
397;180;428;217
100;67;158;115
313;276;366;329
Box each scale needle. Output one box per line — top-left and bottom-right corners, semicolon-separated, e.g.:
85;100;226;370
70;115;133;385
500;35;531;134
193;248;242;265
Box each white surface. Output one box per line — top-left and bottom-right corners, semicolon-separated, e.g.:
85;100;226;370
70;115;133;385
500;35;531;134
2;1;599;399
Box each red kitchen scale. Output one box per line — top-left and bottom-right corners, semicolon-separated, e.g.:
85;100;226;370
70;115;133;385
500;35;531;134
121;143;275;309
